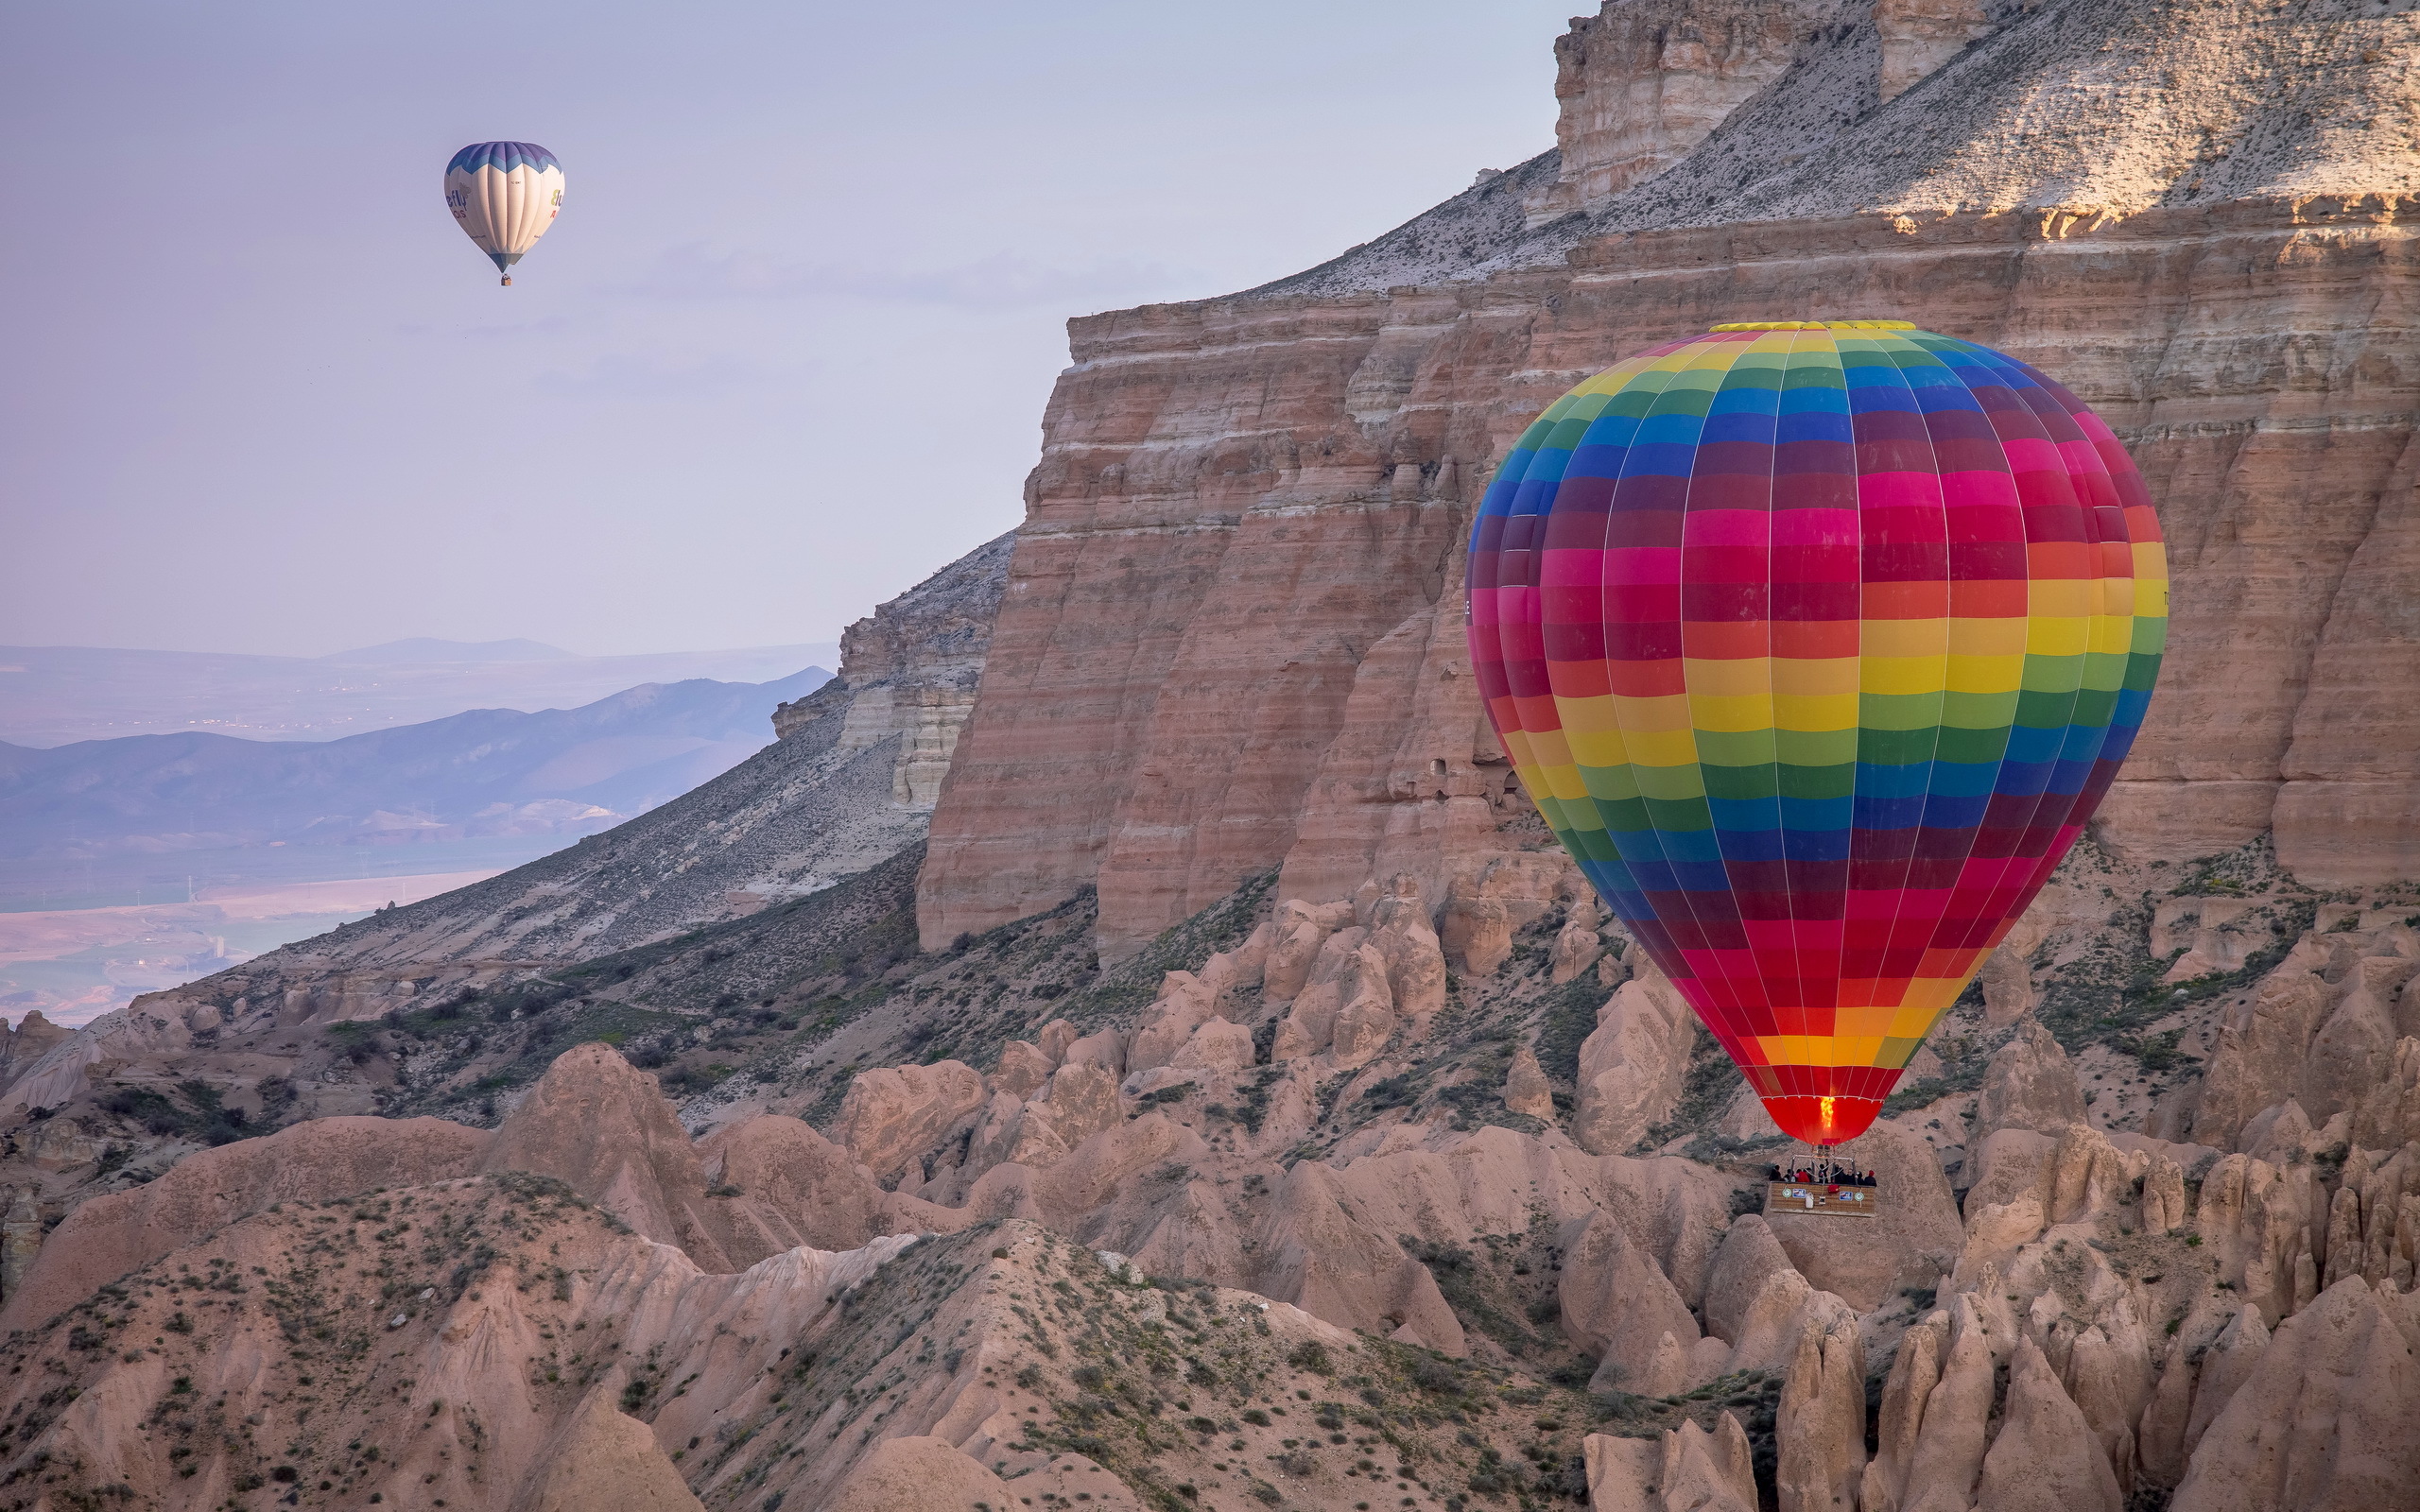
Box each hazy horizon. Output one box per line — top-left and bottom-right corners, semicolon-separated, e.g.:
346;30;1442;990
4;1;1577;660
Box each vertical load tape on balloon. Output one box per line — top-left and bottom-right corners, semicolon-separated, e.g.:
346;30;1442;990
1465;320;2166;1146
443;142;564;284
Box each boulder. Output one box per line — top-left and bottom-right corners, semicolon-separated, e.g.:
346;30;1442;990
1979;903;2049;1026
1006;1062;1126;1168
2136;1329;2200;1489
1254;1159;1468;1356
1659;1412;1760;1512
1899;1297;1996;1512
1060;1027;1126;1075
1365;875;1449;1022
1703;1215;1794;1345
2300;956;2411;1124
2065;1320;2152;1493
1588;1414;1763;1512
1126;971;1221;1073
2183;1303;2270;1458
1440;853;1570;976
1035;1019;1079;1065
1719;1263;1858;1380
699;1114;885;1256
988;1040;1055;1099
1272;928;1397;1068
1550;895;1606;984
1168;1017;1255;1074
1584;1433;1663;1512
1262;899;1353;1002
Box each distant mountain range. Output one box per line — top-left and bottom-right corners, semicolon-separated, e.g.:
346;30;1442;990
316;637;579;664
0;665;830;864
0;640;842;747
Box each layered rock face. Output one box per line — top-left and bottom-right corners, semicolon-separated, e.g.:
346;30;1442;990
922;0;2420;956
773;528;1011;807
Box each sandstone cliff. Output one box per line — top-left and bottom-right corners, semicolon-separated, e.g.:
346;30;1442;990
920;0;2420;957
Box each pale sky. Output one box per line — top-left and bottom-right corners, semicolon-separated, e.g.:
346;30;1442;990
2;1;1580;658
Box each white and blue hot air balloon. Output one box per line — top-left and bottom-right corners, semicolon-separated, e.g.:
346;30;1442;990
443;142;563;285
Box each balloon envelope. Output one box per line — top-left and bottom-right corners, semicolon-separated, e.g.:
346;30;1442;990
444;142;563;279
1465;320;2166;1145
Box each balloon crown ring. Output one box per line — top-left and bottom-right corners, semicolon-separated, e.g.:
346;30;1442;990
1708;319;1917;332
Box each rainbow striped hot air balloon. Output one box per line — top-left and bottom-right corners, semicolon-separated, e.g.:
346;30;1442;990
1466;319;2166;1149
443;142;564;285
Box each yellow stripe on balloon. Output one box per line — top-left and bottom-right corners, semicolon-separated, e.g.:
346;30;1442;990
1943;654;2025;694
2024;617;2091;657
1681;658;1773;696
1772;692;1860;731
1860;657;1951;696
1687;693;1780;733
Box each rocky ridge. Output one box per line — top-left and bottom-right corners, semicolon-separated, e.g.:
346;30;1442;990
920;0;2420;956
5;845;2420;1508
287;527;1011;978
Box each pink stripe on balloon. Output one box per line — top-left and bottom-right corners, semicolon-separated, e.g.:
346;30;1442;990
1606;547;1682;585
1682;509;1775;547
1856;471;1945;509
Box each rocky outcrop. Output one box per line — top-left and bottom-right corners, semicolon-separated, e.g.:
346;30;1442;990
1562;1209;1701;1393
698;1113;886;1254
782;530;1015;811
1571;959;1696;1156
1776;1320;1865;1512
1862;1311;1945;1512
2175;919;2420;1148
1976;1336;2124;1512
510;1387;707;1512
823;1435;1018;1512
1504;1044;1556;1118
922;0;2420;954
482;1043;740;1267
0;1114;488;1331
1532;0;1845;219
1586;1411;1761;1512
832;1060;988;1185
2172;1278;2420;1512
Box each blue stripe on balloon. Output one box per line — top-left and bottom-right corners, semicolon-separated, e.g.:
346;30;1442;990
447;141;561;175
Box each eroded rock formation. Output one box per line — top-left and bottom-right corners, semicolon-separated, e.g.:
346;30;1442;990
921;0;2420;955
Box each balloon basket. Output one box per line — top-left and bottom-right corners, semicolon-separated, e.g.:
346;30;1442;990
1765;1179;1880;1218
1765;1143;1880;1217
